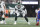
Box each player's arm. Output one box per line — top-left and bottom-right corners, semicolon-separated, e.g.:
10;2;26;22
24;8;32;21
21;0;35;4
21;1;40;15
15;5;18;10
3;3;6;13
3;5;6;10
35;11;37;17
3;3;6;9
20;5;25;11
3;2;6;18
35;9;38;18
25;9;27;14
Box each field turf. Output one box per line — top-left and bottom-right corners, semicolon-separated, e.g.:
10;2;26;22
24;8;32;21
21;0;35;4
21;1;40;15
0;17;40;27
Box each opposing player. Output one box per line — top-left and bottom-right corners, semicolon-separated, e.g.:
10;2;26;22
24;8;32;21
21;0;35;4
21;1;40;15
35;8;39;22
0;0;6;24
14;1;30;25
35;8;40;26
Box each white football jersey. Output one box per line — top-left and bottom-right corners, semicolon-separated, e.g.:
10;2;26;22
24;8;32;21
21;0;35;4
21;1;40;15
15;5;24;10
35;9;39;13
15;5;27;14
1;1;5;12
1;1;5;9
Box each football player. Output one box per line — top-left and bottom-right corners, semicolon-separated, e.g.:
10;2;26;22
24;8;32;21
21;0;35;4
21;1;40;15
35;8;40;26
14;1;30;25
0;0;6;24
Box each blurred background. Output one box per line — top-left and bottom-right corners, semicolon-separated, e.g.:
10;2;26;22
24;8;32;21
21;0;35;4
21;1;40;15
0;0;39;17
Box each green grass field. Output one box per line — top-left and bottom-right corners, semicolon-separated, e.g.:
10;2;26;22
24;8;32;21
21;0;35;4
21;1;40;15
0;17;40;27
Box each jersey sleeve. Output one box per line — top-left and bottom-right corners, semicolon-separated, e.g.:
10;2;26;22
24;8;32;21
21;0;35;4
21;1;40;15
21;5;24;9
15;5;18;10
35;9;38;13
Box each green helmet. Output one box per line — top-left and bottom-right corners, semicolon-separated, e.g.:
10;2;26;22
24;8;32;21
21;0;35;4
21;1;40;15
17;1;21;5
